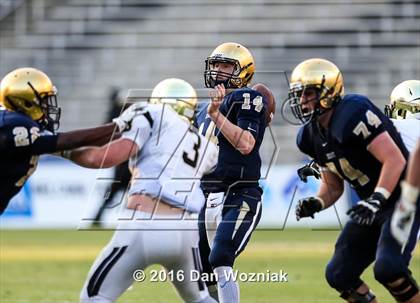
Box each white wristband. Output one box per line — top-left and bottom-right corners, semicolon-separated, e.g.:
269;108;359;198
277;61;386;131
374;187;391;200
400;181;419;205
112;117;125;132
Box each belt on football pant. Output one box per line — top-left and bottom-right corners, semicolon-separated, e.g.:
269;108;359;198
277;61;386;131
126;193;189;217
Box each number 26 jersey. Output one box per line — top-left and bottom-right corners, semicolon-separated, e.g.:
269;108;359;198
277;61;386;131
0;109;58;214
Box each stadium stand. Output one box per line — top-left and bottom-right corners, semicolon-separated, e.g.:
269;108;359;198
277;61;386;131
0;0;419;162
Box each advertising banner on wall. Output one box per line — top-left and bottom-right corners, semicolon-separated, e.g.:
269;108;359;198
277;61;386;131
1;157;114;228
1;159;350;229
259;165;349;230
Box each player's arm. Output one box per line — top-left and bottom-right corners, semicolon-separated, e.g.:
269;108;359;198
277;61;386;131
346;105;407;225
4;124;120;158
56;102;144;151
64;138;138;169
317;169;345;207
366;131;406;197
296;168;344;220
8;102;141;156
63;112;151;169
391;139;420;246
10;123;121;156
207;84;257;155
55;123;118;151
211;112;255;155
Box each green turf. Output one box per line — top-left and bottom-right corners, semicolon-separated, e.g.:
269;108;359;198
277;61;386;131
1;229;418;302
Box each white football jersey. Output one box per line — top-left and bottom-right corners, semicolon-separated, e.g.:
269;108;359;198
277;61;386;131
122;103;218;213
392;118;420;153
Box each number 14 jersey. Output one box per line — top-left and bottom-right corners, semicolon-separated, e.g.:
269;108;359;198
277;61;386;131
195;88;268;193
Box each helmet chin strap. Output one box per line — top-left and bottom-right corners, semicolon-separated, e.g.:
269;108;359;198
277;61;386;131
317;105;330;118
304;104;326;124
313;97;340;126
27;81;42;103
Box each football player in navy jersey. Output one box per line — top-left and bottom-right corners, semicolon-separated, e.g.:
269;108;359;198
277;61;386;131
195;42;276;303
287;58;419;302
0;67;141;214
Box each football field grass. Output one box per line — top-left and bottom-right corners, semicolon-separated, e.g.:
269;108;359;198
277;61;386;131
1;229;418;303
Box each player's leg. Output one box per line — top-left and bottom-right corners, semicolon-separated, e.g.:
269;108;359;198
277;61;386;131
80;227;146;303
208;187;262;303
325;220;379;302
374;207;420;303
164;227;217;303
198;204;219;300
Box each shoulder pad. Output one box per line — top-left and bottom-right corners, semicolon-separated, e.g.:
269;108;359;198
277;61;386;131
331;94;373;142
2;110;38;129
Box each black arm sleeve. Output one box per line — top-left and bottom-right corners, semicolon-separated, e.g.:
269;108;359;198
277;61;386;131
3;124;58;155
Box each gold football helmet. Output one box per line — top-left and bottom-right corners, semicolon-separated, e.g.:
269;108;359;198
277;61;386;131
204;42;255;89
385;80;420;120
286;58;344;124
0;67;61;131
150;78;197;122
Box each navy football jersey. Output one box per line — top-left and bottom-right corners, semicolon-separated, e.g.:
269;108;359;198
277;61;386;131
195;88;267;192
0;109;58;214
297;94;409;203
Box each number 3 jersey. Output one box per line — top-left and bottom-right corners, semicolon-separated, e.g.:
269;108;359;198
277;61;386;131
122;103;218;213
195;88;268;193
297;94;409;203
0;109;58;214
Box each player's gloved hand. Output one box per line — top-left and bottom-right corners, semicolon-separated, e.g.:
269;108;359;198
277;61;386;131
113;102;147;132
391;181;418;246
391;199;416;247
296;197;324;220
297;160;321;183
347;192;387;226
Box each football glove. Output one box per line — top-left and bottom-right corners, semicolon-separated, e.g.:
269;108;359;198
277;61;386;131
297;160;321;183
391;199;416;247
113;102;147;132
296;197;324;221
347;192;387;226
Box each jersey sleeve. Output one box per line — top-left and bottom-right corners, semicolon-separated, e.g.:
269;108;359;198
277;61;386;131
338;99;387;148
193;106;207;130
0;120;58;155
121;113;153;148
234;90;266;139
296;126;315;158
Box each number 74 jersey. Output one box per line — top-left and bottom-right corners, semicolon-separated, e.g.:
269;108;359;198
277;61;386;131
122;103;218;213
297;94;409;201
